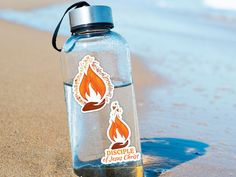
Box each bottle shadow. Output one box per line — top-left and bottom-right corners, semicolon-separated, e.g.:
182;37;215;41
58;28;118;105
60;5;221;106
141;138;209;177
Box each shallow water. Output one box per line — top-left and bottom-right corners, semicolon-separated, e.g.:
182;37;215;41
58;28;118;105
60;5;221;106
142;138;208;176
1;0;236;176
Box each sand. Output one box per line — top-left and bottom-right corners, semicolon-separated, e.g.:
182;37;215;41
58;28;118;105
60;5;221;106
0;18;164;176
0;20;75;176
0;0;66;10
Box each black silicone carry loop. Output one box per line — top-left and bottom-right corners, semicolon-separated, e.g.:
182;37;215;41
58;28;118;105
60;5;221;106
52;1;90;52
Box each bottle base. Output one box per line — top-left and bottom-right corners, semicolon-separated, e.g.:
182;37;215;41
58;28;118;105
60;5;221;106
74;165;144;177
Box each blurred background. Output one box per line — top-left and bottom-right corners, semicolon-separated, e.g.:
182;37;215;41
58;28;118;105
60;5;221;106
0;0;236;176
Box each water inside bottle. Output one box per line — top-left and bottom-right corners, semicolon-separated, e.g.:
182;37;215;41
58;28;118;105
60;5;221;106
64;81;143;177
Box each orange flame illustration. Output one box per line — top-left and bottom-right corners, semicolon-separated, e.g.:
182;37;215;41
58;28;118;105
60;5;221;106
77;65;107;112
73;55;114;113
108;102;131;149
109;116;130;142
79;65;106;102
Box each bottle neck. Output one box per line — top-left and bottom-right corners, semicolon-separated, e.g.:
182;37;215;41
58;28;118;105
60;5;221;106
73;28;111;38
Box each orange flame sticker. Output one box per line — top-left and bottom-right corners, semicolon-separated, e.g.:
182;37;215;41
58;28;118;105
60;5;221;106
107;101;131;149
101;101;141;165
73;55;114;113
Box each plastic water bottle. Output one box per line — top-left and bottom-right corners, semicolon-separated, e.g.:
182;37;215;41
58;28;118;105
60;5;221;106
52;2;143;177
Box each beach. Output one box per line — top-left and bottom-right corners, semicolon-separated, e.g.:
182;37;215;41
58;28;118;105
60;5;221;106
0;20;161;177
0;0;66;10
0;19;162;176
1;0;236;177
0;19;74;176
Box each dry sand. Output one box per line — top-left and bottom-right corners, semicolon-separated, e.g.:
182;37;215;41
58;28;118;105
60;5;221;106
0;20;75;177
0;19;164;176
0;0;66;10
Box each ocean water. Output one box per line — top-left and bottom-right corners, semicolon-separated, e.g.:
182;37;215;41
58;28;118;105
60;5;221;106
1;0;236;176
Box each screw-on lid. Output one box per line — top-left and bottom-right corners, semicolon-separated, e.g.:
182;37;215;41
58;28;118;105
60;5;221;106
69;5;114;33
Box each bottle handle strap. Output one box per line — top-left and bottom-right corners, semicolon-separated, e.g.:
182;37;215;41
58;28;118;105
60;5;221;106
52;1;90;52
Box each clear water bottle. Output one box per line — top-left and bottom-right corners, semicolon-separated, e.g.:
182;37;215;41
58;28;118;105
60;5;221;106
52;2;143;177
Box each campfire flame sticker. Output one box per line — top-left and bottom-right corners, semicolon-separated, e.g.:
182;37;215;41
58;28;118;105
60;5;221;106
73;55;114;113
101;101;141;165
107;101;131;149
